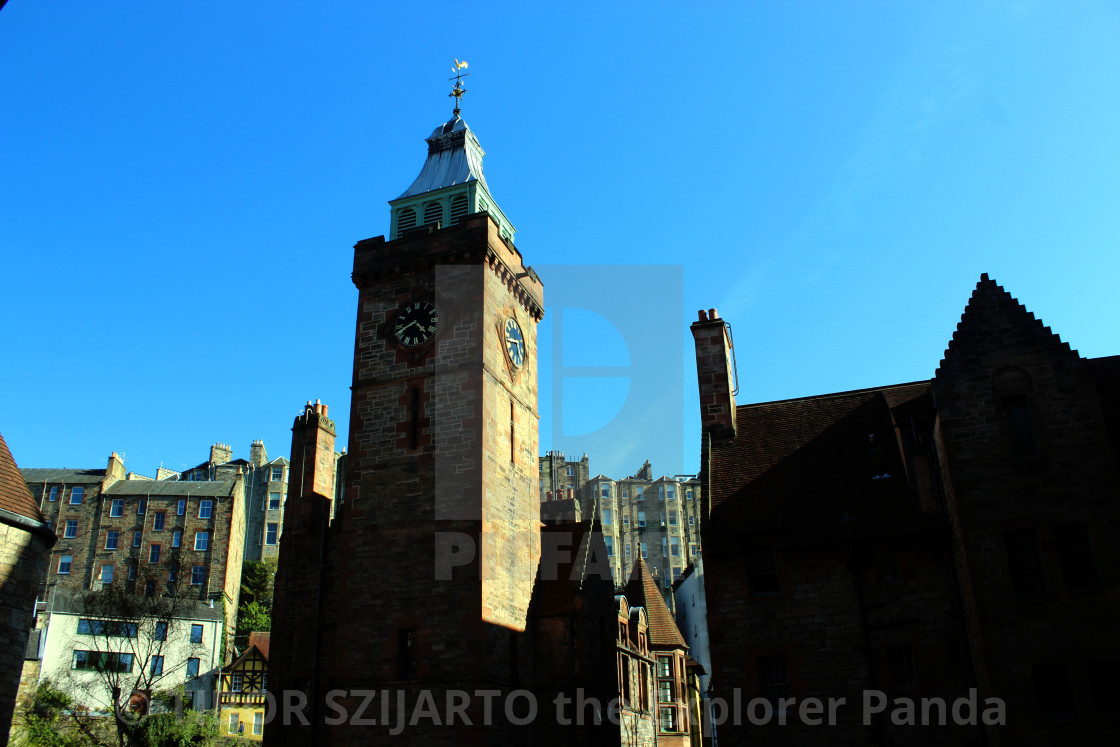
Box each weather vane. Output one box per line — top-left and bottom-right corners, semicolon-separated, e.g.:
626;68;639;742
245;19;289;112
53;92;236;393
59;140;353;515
450;59;469;115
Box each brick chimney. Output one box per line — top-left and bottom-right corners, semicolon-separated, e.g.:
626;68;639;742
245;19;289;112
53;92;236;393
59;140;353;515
691;308;738;444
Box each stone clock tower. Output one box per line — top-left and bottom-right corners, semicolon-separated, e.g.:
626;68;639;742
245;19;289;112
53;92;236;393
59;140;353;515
269;88;546;745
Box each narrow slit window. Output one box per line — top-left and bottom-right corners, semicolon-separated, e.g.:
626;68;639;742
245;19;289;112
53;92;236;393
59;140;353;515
510;401;516;463
408;387;420;450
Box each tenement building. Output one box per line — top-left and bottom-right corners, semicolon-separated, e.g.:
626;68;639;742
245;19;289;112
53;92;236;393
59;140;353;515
269;78;696;746
539;454;703;600
692;277;1120;746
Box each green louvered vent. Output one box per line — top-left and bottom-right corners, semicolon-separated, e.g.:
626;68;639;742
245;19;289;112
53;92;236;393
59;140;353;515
397;208;416;234
450;194;469;225
423;202;443;226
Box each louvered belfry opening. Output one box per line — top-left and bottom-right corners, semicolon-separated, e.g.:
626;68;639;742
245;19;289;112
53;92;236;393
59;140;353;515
450;194;468;225
397;208;416;233
423;201;442;227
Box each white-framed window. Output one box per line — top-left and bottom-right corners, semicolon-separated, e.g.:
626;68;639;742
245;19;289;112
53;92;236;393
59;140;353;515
269;492;281;510
70;487;84;505
686;489;693;500
231;672;243;692
191;565;205;585
128;564;137;581
641;542;649;559
100;564;113;584
658;486;664;501
137;499;146;515
602;509;612;526
690;543;697;556
605;536;614;557
105;531;119;550
689;515;695;527
636;486;644;501
662;537;669;555
671;537;680;556
199;500;212;519
64;520;77;538
194;532;209;551
265;523;278;545
621;487;628;499
253;712;263;735
229;712;240;735
669;510;677;526
601;483;610;498
566;466;573;476
623;515;629;527
660;511;666;526
190;624;203;644
48;486;58;502
172;530;182;548
110;499;123;517
177;499;186;516
58;554;72;574
667;487;675;501
625;544;632;557
638;510;646;528
132;531;142;548
187;658;199;678
271;467;284;481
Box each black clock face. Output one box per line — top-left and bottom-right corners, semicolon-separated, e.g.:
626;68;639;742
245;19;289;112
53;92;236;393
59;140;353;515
504;317;526;367
394;301;439;347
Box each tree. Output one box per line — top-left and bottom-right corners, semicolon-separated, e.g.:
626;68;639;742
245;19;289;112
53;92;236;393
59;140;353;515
232;560;275;650
45;568;218;747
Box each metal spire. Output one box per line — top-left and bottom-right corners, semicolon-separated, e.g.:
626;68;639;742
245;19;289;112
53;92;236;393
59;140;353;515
449;59;470;116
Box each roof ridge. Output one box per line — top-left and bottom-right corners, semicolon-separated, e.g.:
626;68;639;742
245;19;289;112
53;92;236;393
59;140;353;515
625;558;688;650
738;380;931;410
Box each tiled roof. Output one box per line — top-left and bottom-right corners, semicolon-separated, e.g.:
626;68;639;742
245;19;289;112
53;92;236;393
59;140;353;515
104;481;236;496
248;631;270;661
0;432;48;524
625;558;687;650
20;467;106;484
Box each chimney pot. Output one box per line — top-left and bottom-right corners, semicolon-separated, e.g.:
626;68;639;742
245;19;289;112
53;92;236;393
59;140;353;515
322;404;329;418
709;308;719;320
698;310;708;322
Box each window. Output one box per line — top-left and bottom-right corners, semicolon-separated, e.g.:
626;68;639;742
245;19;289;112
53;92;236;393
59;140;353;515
231;672;243;692
191;565;205;585
670;537;680;556
151;656;164;676
48;486;58;502
172;530;181;548
566;466;573;476
621;487;628;499
622;515;629;527
110;499;123;517
1006;528;1047;594
758;655;791;702
659;707;678;732
58;555;72;574
72;650;134;673
1033;663;1075;718
70;487;84;505
177;499;185;516
154;622;167;641
625;544;631;557
686;489;693;500
127;563;137;581
661;537;668;556
190;624;203;644
194;532;209;551
690;543;697;557
605;536;614;557
397;207;416;234
669;510;677;526
658;486;664;501
149;544;161;563
667;487;675;501
168;565;178;583
450;193;468;225
689;515;695;527
145;581;156;597
399;629;417;679
269;492;281;510
100;565;113;584
1056;524;1100;590
888;646;917;689
64;520;77;538
660;511;666;527
658;655;672;678
77;619;137;637
271;467;284;481
658;680;675;702
229;713;240;734
641;542;648;559
187;658;200;678
601;483;610;498
636;486;644;501
638;510;646;528
253;712;263;735
199;500;212;519
261;674;268;693
153;512;165;531
132;531;142;548
602;509;612;526
105;531;119;550
137;499;146;515
265;523;278;545
747;549;780;595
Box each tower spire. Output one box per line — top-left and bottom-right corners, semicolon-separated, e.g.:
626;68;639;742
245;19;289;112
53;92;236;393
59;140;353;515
449;59;469;116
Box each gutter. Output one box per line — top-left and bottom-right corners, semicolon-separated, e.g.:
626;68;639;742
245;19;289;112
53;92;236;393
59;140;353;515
0;506;57;545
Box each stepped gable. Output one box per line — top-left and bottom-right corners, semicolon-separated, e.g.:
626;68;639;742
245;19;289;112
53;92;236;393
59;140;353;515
935;273;1079;381
0;432;48;525
625;557;687;649
708;381;930;520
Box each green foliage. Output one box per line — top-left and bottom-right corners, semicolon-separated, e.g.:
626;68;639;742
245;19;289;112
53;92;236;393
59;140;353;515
16;681;110;747
234;559;276;650
140;710;219;746
234;601;271;650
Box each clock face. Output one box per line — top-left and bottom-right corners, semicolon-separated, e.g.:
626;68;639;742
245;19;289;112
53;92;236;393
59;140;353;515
394;301;439;348
504;317;526;367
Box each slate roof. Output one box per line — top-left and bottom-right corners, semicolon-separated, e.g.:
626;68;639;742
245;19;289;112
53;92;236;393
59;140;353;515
20;467;106;484
0;432;48;524
625;558;688;650
103;480;236;496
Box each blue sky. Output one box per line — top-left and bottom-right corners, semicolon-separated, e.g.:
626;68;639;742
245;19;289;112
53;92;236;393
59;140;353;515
2;1;1118;481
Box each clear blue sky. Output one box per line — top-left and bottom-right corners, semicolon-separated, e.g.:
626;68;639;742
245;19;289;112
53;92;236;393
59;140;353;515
2;2;1118;481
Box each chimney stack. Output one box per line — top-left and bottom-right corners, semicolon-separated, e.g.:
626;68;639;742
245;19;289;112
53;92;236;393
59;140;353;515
691;308;738;444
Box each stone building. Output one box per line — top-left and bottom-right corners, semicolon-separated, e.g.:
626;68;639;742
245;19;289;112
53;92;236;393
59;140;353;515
19;453;246;711
539;454;703;600
268;86;696;745
691;276;1120;746
0;432;55;739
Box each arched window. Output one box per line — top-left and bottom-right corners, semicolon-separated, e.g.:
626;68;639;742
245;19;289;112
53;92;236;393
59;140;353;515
994;369;1038;457
423;202;443;227
450;194;468;225
397;208;416;235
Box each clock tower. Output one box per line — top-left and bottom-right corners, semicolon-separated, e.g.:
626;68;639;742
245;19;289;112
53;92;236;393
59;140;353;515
269;77;545;745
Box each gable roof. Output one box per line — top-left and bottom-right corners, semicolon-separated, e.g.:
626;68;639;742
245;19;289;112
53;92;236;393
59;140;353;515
248;631;270;661
20;467;106;484
0;432;49;527
625;558;687;650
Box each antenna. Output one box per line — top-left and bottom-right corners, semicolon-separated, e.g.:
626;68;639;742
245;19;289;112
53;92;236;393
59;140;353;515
449;59;470;115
